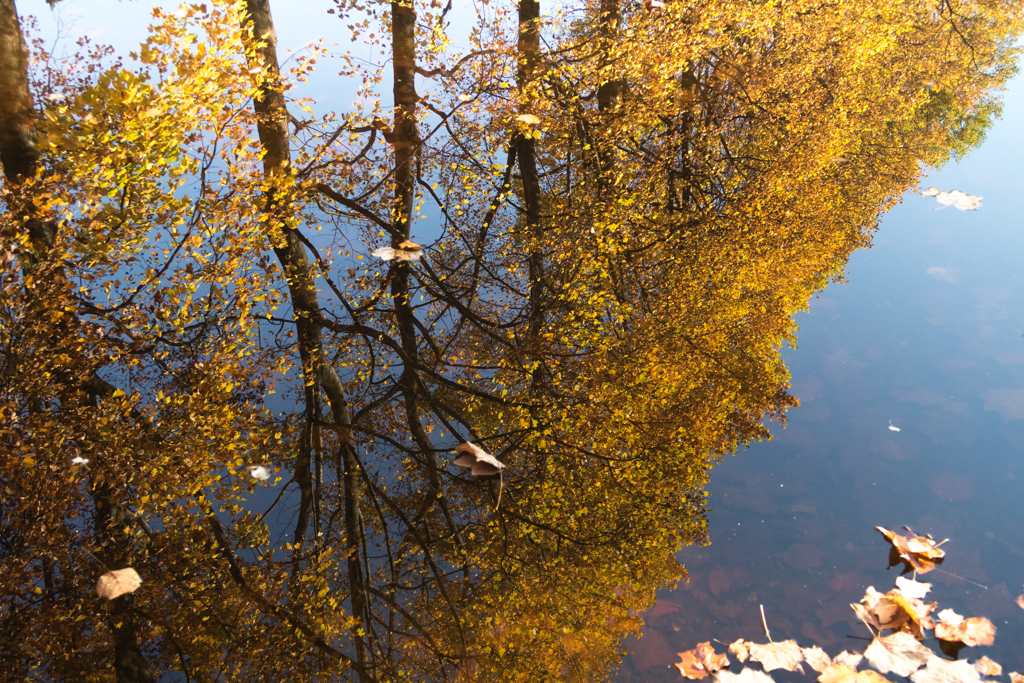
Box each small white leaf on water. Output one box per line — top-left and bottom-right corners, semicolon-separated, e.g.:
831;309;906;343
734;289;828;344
70;456;90;466
888;420;901;432
247;465;271;481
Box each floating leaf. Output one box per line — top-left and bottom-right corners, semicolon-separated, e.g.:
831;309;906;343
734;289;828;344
833;653;864;669
1015;588;1024;610
729;640;803;673
371;241;422;262
974;657;1001;677
877;526;946;574
864;633;933;677
714;669;775;683
895;577;931;600
452;442;505;477
888;421;901;432
922;187;982;211
852;586;936;639
803;646;833;672
247;465;271;481
515;114;541;125
910;657;982;683
95;568;142;600
819;665;891;683
934;609;995;647
675;642;729;679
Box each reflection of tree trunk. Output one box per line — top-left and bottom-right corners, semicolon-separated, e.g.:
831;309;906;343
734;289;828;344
517;0;545;344
241;1;368;674
2;5;156;682
596;0;621;177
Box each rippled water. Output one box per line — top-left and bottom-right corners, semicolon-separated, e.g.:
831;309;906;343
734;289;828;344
616;77;1024;682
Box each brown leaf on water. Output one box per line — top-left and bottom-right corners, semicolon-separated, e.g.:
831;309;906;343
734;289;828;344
934;609;995;647
1009;673;1024;683
852;586;936;639
1015;589;1024;610
675;642;729;679
895;577;932;600
974;657;1001;677
910;657;982;683
818;665;891;683
802;646;833;672
863;633;934;677
877;526;946;575
713;669;775;683
729;640;803;673
452;442;505;477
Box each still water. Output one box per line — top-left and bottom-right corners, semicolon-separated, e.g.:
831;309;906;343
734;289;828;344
615;77;1024;681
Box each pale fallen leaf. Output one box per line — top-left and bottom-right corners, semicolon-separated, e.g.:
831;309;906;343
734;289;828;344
833;652;864;670
95;568;142;600
803;646;833;673
1009;673;1024;683
910;657;982;683
452;442;505;476
515;114;541;125
247;465;271;481
974;657;1001;677
457;94;472;101
675;642;729;679
888;421;901;432
819;665;891;683
371;240;422;262
924;187;982;211
934;609;995;647
714;669;776;683
864;633;934;677
896;577;931;600
734;640;803;673
1015;589;1024;610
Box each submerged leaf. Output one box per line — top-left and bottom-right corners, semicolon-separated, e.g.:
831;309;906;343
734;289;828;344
95;568;142;600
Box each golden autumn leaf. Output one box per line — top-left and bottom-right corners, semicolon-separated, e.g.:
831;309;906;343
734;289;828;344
819;665;892;683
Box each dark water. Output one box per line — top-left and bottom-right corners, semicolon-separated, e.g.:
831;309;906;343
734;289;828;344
615;79;1024;680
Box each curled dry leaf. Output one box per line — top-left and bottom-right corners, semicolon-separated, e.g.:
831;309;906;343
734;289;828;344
803;646;833;673
910;657;982;683
864;633;934;677
452;442;505;477
852;586;936;639
819;665;891;683
713;669;776;683
876;526;946;575
934;609;995;647
675;642;729;679
974;657;1001;677
833;652;864;670
95;567;142;600
729;639;803;673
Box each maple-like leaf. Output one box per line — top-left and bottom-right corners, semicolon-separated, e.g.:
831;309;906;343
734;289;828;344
934;609;995;647
974;657;1001;677
452;442;505;476
864;633;934;677
877;526;946;574
95;568;142;600
818;665;891;683
729;640;803;673
675;642;729;679
910;657;982;683
714;669;775;683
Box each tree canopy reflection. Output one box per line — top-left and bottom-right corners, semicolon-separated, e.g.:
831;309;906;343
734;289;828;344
1;0;1020;680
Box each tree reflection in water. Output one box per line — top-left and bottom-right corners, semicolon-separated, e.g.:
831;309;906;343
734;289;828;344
1;0;1021;680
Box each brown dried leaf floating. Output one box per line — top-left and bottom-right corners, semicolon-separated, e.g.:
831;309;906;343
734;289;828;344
934;609;995;647
95;567;142;600
974;657;1001;677
675;642;729;680
876;526;946;575
713;669;776;683
818;665;892;683
802;646;833;673
910;657;982;683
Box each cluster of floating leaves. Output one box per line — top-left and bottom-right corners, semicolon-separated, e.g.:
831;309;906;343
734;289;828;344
371;240;423;262
922;187;982;211
673;526;1023;683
